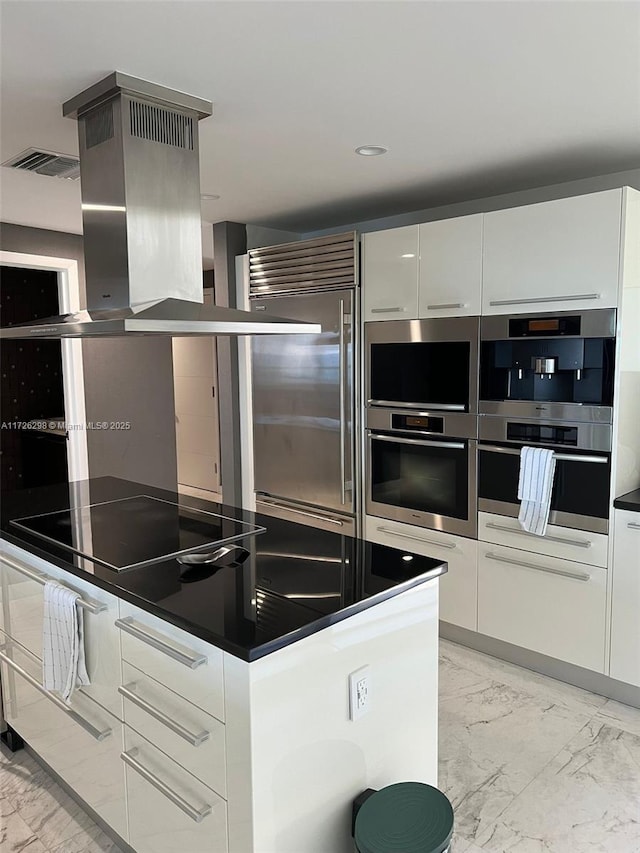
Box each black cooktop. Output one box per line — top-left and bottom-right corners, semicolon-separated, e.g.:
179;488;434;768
1;478;446;660
10;494;265;571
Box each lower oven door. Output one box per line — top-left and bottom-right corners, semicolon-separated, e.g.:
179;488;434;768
366;432;477;538
478;443;611;534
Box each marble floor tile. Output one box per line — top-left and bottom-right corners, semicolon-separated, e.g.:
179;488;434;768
475;719;640;852
439;676;594;844
440;639;609;717
48;821;126;853
0;795;47;853
593;697;640;737
450;837;486;853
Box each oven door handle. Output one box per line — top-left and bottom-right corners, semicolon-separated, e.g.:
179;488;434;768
370;434;466;450
478;444;609;464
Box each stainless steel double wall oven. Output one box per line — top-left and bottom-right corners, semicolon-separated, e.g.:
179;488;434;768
478;309;616;534
365;317;480;538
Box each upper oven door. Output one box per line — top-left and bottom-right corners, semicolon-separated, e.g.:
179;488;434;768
366;429;477;538
366;317;479;413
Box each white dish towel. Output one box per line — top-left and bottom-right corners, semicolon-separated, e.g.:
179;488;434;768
42;582;90;702
517;446;557;536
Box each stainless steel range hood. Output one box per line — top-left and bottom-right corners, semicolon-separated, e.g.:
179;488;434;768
1;72;319;339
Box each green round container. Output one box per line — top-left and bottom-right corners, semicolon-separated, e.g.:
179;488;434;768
354;782;454;853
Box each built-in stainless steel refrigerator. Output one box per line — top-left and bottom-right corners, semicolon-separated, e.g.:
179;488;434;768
249;233;359;535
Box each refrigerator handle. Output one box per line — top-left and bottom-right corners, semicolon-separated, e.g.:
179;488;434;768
339;298;348;505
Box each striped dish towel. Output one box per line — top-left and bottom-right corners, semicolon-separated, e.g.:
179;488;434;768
42;582;90;702
517;446;557;536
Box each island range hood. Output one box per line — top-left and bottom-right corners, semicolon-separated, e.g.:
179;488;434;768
1;72;320;339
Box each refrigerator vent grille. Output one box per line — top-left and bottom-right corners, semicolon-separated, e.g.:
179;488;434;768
129;99;194;150
249;231;357;295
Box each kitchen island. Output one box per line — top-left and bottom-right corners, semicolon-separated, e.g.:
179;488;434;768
0;477;446;853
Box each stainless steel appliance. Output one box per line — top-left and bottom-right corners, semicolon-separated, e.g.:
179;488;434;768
480;309;616;422
366;408;477;538
366;316;479;413
0;72;318;340
250;234;359;535
478;308;616;534
478;415;611;534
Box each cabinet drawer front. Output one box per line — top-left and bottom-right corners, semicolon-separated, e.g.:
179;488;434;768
478;512;609;568
124;726;228;853
0;647;127;841
118;602;224;721
364;516;478;631
478;543;606;672
0;546;122;719
121;661;226;797
609;510;640;686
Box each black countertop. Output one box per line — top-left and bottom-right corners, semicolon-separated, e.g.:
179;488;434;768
613;489;640;513
0;477;447;661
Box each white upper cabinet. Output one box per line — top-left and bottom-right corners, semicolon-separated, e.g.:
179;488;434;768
362;225;419;320
418;214;483;317
482;190;623;314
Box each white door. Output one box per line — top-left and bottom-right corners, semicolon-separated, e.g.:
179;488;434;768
362;226;419;320
609;510;640;686
482;190;622;314
418;214;482;317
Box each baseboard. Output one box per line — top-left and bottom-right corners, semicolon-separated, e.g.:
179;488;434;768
23;743;136;853
440;622;640;709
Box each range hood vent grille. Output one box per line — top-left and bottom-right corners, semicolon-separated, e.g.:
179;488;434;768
2;147;80;180
85;104;114;149
129;99;194;150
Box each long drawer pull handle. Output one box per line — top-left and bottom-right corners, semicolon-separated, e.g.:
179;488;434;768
370;306;407;313
121;748;212;823
376;526;457;550
485;522;592;549
426;302;467;310
627;522;640;530
114;617;206;670
0;649;111;741
119;683;210;747
489;293;600;307
485;551;591;582
257;498;345;526
0;555;107;614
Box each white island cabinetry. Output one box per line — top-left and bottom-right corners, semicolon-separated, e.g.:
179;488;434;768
0;539;441;853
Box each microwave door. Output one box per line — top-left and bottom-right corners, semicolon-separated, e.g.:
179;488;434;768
251;290;354;516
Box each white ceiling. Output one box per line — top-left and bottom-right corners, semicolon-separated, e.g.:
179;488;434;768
1;0;639;236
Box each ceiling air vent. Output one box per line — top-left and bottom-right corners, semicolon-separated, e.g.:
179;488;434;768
2;147;80;180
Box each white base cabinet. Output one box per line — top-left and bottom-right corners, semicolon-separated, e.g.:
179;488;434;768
477;542;607;673
365;516;477;630
609;510;640;686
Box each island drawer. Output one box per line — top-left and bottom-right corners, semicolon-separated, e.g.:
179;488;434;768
123;725;228;853
121;661;226;798
478;512;608;568
117;602;224;721
478;542;607;672
0;544;123;719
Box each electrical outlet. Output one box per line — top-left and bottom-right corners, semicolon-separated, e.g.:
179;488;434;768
349;665;371;720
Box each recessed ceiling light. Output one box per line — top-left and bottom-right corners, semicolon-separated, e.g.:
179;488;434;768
355;145;388;157
402;555;414;562
200;193;220;200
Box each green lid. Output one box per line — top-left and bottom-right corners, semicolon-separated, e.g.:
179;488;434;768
355;782;454;853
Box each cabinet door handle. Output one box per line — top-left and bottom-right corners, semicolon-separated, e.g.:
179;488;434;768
376;526;457;550
485;551;591;581
426;302;467;310
0;555;107;614
0;649;112;741
627;522;640;530
489;293;600;307
119;683;210;747
485;521;593;549
114;617;207;669
370;306;406;314
121;748;212;823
